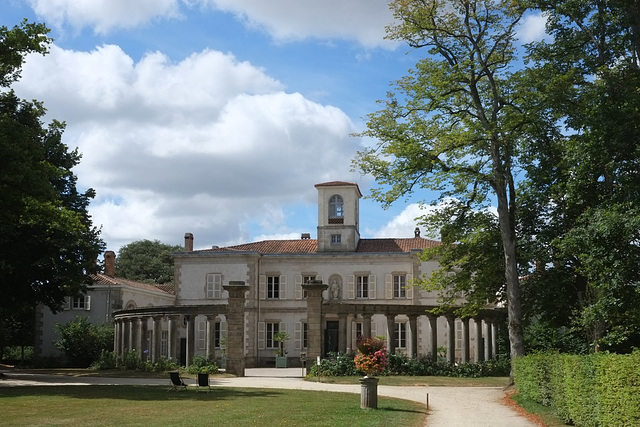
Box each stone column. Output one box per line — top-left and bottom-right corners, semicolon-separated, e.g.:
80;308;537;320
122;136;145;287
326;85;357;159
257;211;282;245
492;321;499;357
362;313;373;340
446;315;455;364
135;317;143;355
386;314;396;354
408;314;418;359
360;377;380;409
461;317;470;364
152;315;162;362
485;318;493;360
338;314;348;353
168;315;179;361
427;315;438;361
114;319;121;355
126;319;133;352
302;280;328;362
186;315;195;367
474;317;484;362
223;281;250;376
206;315;216;360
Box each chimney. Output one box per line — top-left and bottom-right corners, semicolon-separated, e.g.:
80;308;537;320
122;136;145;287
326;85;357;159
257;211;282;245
184;232;194;252
104;250;116;277
414;227;421;238
301;233;311;240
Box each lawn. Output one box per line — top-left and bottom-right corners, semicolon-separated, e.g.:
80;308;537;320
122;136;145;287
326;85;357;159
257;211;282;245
0;385;427;427
308;375;511;387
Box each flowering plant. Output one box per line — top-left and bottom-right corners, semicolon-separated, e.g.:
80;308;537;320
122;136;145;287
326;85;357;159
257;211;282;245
354;337;389;377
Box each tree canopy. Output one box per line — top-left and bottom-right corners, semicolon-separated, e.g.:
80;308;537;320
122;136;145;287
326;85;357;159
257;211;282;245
116;239;182;284
0;20;104;319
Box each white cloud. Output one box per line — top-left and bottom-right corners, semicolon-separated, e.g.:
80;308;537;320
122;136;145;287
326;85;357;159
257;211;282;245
369;203;440;240
517;11;548;43
27;0;395;47
14;44;361;252
207;0;395;48
28;0;181;33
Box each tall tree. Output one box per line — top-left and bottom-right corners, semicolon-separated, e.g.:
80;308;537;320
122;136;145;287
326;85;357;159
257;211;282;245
520;0;640;352
354;0;528;361
116;240;182;284
0;20;104;320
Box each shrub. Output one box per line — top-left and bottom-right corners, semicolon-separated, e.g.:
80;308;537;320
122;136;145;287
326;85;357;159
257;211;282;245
187;354;219;374
308;352;358;377
54;316;114;367
91;349;117;370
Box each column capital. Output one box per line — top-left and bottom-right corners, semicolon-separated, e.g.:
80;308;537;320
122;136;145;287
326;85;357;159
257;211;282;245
301;279;328;298
224;281;250;298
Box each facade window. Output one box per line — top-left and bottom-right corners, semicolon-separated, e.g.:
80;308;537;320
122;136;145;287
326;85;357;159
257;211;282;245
331;234;341;244
267;276;280;299
329;195;344;218
266;322;280;348
355;322;363;341
395;322;407;348
356;275;368;299
393;275;406;298
206;273;222;299
161;331;168;358
71;296;90;310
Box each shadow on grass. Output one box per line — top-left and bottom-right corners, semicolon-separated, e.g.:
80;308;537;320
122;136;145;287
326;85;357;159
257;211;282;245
0;385;283;401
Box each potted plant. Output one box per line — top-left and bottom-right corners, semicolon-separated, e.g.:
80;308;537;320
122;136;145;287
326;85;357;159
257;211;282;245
273;331;290;368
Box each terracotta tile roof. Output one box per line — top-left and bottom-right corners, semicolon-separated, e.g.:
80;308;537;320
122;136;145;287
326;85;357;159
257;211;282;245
91;273;175;295
197;237;440;255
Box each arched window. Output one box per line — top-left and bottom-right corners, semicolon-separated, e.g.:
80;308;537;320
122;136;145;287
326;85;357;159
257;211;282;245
329;195;344;218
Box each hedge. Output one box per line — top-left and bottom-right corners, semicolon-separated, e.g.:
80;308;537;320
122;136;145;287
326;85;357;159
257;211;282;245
513;350;640;427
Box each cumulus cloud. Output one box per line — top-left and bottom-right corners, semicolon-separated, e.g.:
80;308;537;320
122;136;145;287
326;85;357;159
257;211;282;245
14;44;361;251
517;11;549;43
27;0;394;47
369;203;441;240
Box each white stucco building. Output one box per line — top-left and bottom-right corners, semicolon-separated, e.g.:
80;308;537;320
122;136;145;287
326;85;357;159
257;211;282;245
112;181;502;373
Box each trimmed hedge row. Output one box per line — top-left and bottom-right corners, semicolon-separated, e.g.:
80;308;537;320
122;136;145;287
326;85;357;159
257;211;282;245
513;350;640;427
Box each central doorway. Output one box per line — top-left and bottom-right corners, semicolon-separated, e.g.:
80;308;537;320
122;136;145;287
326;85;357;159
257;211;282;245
324;321;339;355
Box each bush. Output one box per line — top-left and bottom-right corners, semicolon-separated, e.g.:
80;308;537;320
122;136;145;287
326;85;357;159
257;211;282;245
187;355;219;374
514;351;640;427
91;349;117;370
308;352;358;377
54;316;114;367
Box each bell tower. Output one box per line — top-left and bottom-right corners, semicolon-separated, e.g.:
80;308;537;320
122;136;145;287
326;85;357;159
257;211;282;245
315;181;361;252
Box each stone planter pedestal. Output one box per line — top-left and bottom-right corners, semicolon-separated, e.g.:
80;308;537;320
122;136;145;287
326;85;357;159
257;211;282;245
359;376;379;409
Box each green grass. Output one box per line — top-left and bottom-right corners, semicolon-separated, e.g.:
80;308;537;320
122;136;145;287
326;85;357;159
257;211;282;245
308;375;510;387
509;392;568;427
0;386;427;427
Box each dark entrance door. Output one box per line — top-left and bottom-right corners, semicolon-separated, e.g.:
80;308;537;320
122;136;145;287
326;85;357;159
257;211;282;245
179;338;187;366
324;321;339;355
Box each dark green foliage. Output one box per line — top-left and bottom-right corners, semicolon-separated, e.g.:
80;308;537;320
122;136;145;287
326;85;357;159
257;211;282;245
54;317;113;367
116;239;182;284
309;352;510;378
514;351;640;426
186;355;219;374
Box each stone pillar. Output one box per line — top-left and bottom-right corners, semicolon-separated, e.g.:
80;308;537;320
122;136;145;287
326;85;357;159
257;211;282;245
152;315;162;362
408;315;418;359
486;319;493;360
492;321;499;357
474;317;484;362
302;280;328;362
186;315;195;367
338;314;348;353
427;315;438;361
206;315;216;360
360;376;380;409
386;314;396;354
461;317;470;364
362;313;372;340
168;315;179;361
127;319;133;352
223;281;250;376
135;317;143;355
114;320;121;355
446;315;455;364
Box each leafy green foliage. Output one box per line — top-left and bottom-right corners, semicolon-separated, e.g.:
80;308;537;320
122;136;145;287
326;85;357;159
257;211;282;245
54;317;113;367
116;239;182;284
0;20;104;331
186;355;219;374
514;351;640;426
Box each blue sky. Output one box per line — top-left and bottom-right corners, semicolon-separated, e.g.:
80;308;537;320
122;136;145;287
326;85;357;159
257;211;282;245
1;1;546;253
